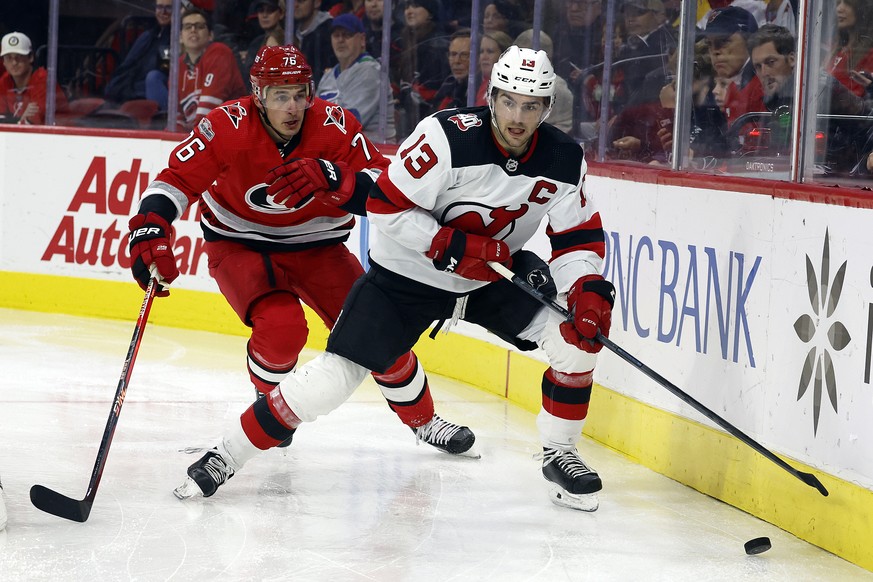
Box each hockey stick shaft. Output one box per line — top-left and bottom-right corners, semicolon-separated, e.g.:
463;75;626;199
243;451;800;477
30;278;158;521
488;261;828;497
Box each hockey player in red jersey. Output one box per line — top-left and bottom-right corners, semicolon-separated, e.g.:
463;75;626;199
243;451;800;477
128;44;474;459
176;46;614;512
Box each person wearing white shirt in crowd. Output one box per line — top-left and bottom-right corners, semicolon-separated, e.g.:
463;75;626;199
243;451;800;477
316;13;396;142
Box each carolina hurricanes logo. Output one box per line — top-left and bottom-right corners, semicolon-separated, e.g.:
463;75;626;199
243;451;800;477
440;202;528;240
448;113;483;131
245;183;294;214
324;105;348;134
220;101;247;129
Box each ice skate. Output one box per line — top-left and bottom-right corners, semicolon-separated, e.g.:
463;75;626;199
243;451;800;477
174;447;238;499
541;447;601;512
255;389;295;448
412;414;479;458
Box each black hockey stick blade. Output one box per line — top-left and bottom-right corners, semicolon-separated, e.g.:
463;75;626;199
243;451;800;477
29;485;93;522
30;278;158;522
487;262;829;497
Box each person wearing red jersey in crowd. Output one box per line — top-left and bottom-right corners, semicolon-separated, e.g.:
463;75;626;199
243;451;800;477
127;44;474;465
177;7;247;131
173;46;615;513
0;32;68;125
827;0;873;98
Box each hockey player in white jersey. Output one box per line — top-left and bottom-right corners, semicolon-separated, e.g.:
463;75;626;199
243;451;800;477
176;46;615;511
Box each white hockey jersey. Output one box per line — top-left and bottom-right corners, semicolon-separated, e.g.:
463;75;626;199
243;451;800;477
368;106;606;294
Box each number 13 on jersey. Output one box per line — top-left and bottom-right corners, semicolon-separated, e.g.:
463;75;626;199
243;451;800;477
399;134;438;179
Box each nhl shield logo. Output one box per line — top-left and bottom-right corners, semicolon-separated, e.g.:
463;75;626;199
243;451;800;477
506;158;518;172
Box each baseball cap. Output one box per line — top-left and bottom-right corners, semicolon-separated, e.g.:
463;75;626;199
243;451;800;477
702;6;758;37
621;0;665;13
331;13;364;34
251;0;284;11
1;32;33;57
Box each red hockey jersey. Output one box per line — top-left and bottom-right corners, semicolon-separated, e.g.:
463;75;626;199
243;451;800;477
143;95;388;250
177;42;246;131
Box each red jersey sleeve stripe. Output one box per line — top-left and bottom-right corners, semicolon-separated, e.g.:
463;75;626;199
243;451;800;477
547;213;606;260
367;174;418;215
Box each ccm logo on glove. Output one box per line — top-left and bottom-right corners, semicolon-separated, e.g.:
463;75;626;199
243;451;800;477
426;226;511;282
559;274;615;353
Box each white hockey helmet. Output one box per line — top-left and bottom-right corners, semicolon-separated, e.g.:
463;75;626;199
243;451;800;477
487;45;556;124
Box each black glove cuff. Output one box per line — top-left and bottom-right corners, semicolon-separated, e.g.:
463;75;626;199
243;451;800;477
433;229;467;272
581;278;616;307
317;159;342;191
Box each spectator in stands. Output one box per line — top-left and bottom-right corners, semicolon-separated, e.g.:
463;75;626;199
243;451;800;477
264;27;284;47
316;13;395;141
654;42;729;164
614;0;677;111
712;75;731;112
749;24;871;170
701;6;763;126
827;0;873;98
241;0;286;88
212;0;257;53
764;0;796;35
362;0;402;60
395;0;451;136
104;0;172;107
514;29;574;134
430;28;471;111
482;0;529;40
473;30;513;105
294;0;337;86
0;31;68;125
551;0;604;89
324;0;365;18
607;41;727;164
177;7;246;130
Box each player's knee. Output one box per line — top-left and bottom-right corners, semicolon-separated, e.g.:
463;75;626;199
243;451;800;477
279;353;369;422
249;292;308;366
540;315;597;374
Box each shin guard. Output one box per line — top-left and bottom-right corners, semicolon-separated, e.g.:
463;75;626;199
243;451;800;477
373;352;435;428
240;388;300;450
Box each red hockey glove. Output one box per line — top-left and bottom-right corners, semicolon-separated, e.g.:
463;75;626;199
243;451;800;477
128;212;178;297
265;158;355;209
426;226;511;282
559;274;615;353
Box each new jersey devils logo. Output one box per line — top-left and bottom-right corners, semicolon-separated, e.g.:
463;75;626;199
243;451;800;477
324;105;348;134
448;113;483;131
441;202;528;240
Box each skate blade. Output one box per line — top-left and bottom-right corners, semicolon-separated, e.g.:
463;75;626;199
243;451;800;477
548;485;599;512
173;477;204;500
436;444;481;459
178;446;210;455
454;445;481;459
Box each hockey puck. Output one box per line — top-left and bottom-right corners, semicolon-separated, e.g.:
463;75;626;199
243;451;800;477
744;537;772;555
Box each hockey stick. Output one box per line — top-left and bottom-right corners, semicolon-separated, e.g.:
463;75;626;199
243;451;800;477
30;276;159;521
488;261;829;497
